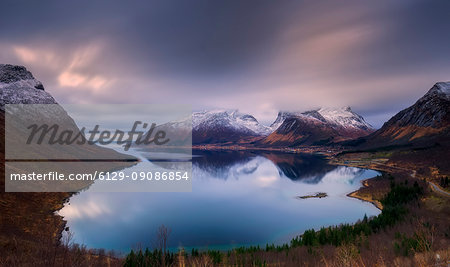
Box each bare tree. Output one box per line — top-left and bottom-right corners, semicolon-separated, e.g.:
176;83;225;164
155;224;171;266
62;229;74;266
190;254;213;267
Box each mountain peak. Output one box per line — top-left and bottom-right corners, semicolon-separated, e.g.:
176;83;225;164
0;64;45;90
426;82;450;100
0;64;34;83
318;106;357;114
191;109;272;143
316;107;373;130
356;81;450;149
263;106;374;146
271;107;373;131
0;64;55;108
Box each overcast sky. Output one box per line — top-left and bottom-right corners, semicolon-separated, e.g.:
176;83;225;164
1;0;449;127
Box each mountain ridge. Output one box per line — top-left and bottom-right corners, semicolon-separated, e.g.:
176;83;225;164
191;109;271;144
159;107;374;146
348;82;450;150
260;107;374;147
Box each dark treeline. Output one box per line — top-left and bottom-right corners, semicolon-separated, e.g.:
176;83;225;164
228;180;423;254
122;180;424;266
288;180;423;248
124;248;175;267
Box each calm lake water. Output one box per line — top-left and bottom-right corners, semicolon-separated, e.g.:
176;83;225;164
59;149;380;253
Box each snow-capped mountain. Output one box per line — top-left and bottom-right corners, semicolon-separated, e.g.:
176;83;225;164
269;111;301;131
380;82;450;129
316;107;373;131
151;109;272;145
261;107;374;146
352;82;450;149
192;110;272;144
271;107;373;132
0;64;55;108
194;110;271;135
156;107;374;146
0;64;134;161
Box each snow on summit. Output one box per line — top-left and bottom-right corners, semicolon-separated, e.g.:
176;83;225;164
271;107;373;132
0;64;56;109
317;107;373;130
427;82;450;100
193;109;272;136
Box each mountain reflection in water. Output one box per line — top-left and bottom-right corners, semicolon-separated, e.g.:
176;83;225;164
190;150;358;183
60;150;380;252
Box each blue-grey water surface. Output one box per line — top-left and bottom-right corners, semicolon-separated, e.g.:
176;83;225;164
59;150;380;252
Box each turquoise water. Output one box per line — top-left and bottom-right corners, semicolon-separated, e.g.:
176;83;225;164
59;150;380;252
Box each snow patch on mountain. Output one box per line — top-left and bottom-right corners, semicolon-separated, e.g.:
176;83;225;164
271;107;373;132
317;107;373;130
193;110;272;136
0;64;56;109
270;111;303;131
426;82;450;100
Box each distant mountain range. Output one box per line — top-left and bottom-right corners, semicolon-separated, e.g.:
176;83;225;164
159;107;374;146
1;64;448;152
188;82;449;149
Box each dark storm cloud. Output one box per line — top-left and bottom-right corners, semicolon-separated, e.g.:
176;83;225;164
0;0;449;128
1;0;299;75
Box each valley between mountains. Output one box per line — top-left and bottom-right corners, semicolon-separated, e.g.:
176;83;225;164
164;106;374;148
1;64;449;266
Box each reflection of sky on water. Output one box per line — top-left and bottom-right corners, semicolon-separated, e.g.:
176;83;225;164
59;151;380;252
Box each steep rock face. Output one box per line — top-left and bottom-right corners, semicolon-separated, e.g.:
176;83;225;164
262;107;374;147
354;82;450;149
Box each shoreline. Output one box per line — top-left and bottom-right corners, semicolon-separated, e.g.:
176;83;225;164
346;178;383;210
192;144;342;156
328;161;390;211
57;150;386;251
42;148;421;258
